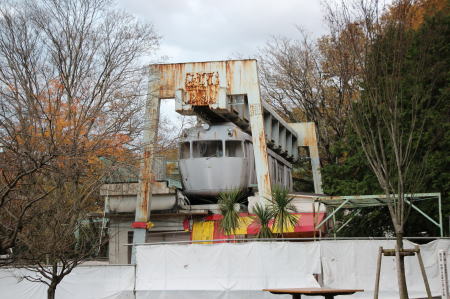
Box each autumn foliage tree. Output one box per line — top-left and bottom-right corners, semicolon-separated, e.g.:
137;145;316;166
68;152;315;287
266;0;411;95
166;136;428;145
0;0;159;297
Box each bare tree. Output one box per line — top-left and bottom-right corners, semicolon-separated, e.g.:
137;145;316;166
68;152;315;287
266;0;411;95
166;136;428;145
15;172;109;299
156;113;197;157
0;0;158;258
0;0;159;295
258;29;361;164
325;0;438;297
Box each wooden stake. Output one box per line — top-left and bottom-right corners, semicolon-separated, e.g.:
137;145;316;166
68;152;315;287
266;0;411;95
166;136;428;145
416;245;432;299
374;246;383;299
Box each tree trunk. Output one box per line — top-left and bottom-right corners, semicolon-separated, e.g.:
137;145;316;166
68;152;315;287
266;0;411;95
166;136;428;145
396;231;409;299
47;284;56;299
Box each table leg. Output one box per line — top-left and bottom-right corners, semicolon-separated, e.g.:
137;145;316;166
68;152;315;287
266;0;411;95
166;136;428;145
324;296;334;299
292;294;301;299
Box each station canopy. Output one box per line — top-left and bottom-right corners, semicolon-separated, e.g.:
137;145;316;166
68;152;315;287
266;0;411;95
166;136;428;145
315;193;440;208
313;193;443;237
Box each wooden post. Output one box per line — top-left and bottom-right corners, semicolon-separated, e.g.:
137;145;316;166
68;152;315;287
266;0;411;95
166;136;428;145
374;246;383;299
416;245;432;299
375;247;432;299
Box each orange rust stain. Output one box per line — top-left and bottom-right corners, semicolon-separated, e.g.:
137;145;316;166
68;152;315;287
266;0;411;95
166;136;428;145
226;60;255;93
139;179;149;219
263;174;271;189
258;133;265;150
184;72;220;105
144;151;150;159
258;132;269;161
257;126;272;194
138;149;154;219
226;62;233;92
153;63;185;99
299;125;317;146
249;104;262;117
152;60;257;99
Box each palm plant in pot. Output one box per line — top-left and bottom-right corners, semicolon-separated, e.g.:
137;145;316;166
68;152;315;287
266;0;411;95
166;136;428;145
252;203;274;239
218;188;244;236
269;185;298;238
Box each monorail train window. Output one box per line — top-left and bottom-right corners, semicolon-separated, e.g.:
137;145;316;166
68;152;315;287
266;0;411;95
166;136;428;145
180;142;190;159
225;141;244;157
192;140;223;158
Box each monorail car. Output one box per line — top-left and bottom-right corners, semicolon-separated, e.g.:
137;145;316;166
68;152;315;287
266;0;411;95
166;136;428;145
179;122;293;198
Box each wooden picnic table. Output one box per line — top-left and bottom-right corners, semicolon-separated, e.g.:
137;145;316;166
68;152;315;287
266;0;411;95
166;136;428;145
263;288;364;299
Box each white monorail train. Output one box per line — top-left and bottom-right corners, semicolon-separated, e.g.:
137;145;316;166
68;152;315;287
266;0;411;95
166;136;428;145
179;122;293;198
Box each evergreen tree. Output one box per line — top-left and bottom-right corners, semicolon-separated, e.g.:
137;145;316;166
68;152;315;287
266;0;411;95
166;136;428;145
322;6;450;237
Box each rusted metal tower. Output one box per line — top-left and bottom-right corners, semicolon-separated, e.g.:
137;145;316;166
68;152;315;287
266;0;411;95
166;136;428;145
131;60;323;261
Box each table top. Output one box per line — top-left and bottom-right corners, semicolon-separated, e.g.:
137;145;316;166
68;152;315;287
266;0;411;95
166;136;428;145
263;288;364;295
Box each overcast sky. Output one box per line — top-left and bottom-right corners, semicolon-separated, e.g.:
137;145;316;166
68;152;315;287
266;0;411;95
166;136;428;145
117;0;328;63
117;0;329;132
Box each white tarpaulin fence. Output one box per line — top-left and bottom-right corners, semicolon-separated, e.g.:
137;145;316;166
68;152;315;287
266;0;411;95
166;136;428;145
0;265;135;299
0;240;449;298
321;239;450;298
135;242;321;299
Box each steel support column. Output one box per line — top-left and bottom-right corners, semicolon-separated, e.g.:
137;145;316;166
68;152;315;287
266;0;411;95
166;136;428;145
332;208;337;239
289;122;323;194
404;198;441;228
316;198;351;229
309;144;323;194
336;209;360;234
131;67;160;263
247;63;272;202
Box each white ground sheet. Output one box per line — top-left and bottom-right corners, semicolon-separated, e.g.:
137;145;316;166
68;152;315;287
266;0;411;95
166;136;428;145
0;240;449;298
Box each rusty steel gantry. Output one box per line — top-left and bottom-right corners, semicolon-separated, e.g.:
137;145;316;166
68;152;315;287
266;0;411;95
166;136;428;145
131;60;323;261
